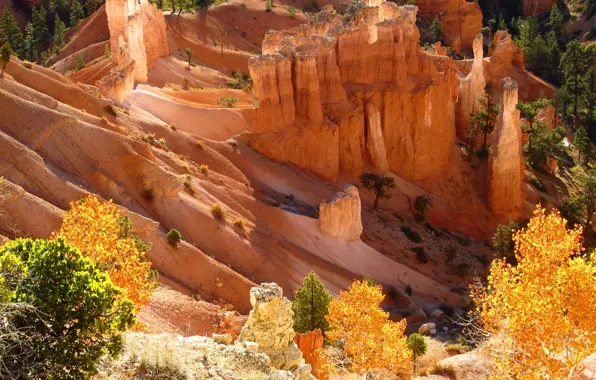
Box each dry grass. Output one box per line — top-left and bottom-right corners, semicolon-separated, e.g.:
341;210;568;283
444;343;469;356
429;362;456;378
415;337;450;376
210;203;227;220
199;164;209;174
196;139;204;149
182;175;194;195
233;218;245;230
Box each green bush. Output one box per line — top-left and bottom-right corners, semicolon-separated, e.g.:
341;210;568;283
528;173;547;193
74;54;85;71
217;96;239;108
401;226;422;243
0;238;135;378
167;229;182;247
288;5;296;16
406;333;427;359
412;246;428;263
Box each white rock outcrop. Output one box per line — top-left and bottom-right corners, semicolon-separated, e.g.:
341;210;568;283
237;283;314;378
456;34;486;142
319;185;363;241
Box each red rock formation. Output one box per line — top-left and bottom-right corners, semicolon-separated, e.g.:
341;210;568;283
486;78;524;220
456;34;485;141
319;185;363;241
249;3;458;182
96;61;135;103
415;0;482;51
523;0;557;16
294;329;329;380
100;0;169;101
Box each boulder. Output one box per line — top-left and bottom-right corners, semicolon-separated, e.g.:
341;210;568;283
418;322;437;335
319;185;363;241
407;308;428;324
486;78;524;221
237;283;313;376
430;309;445;320
294;329;329;380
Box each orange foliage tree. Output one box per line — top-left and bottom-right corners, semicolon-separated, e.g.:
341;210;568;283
326;280;412;376
54;195;157;309
472;207;596;379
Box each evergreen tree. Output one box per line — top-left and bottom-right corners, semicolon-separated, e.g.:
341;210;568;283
517;97;550;155
0;9;25;58
561;40;592;121
360;172;396;209
471;83;499;153
70;0;85;26
292;271;332;334
554;86;571;121
517;15;549;74
546;31;561;83
574;125;593;164
85;0;100;15
53;16;66;50
31;6;50;61
493;220;520;265
49;0;68;15
546;3;563;34
0;42;11;78
430;16;444;43
498;13;507;31
23;22;35;62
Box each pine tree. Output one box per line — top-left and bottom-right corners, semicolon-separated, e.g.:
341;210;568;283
546;3;563;34
574;125;593;165
471;83;499;154
292;271;332;334
50;0;68;15
0;9;25;58
546;31;561;83
23;22;35;62
70;0;85;26
0;42;11;78
498;13;507;31
561;40;592;121
53;16;66;50
31;6;49;61
85;0;99;15
430;16;444;43
517;96;550;155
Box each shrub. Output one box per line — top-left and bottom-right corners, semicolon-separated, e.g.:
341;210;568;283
22;61;33;69
183;175;194;194
170;123;177;131
182;76;190;90
412;247;428;263
445;244;457;263
411;194;432;222
211;203;227;220
217;96;239;108
105;104;118;116
445;343;468;355
401;226;422;243
74;54;85;71
430;362;456;377
196;139;205;149
456;263;469;277
241;1;246;6
104;42;111;58
233;217;245;230
288;5;296;16
528;173;547;192
405;284;413;296
167;229;182;247
265;0;272;11
0;238;135;378
407;333;427;359
293;271;332;333
56;195;157;308
360;172;396;209
199;164;209;174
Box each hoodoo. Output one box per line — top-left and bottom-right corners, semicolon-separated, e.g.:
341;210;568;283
248;3;458;182
456;34;486;142
487;78;524;220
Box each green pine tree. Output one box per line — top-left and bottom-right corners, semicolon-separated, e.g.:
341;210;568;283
23;22;36;62
561;40;592;121
546;31;561;82
470;83;499;154
292;271;332;334
50;0;68;15
430;16;444;43
53;16;66;49
517;96;550;155
31;6;50;62
70;0;85;26
0;9;25;58
546;3;563;34
574;125;593;165
0;42;11;78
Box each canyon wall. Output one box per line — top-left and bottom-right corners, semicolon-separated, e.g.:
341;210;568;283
100;0;169;101
249;3;458;182
486;78;524;221
415;0;482;51
523;0;557;16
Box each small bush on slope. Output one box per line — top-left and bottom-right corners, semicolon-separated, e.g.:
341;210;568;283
0;238;135;379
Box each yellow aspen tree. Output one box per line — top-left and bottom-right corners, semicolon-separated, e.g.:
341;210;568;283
326;280;412;376
54;195;157;309
472;207;596;379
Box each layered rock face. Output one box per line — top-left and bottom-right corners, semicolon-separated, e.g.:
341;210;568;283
487;78;524;220
415;0;482;51
101;0;168;100
319;185;363;241
455;34;486;141
523;0;557;16
237;283;313;378
249;3;458;182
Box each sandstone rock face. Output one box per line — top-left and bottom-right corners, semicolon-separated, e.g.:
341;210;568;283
237;283;312;377
487;78;524;220
294;329;329;380
523;0;557;16
100;0;168;101
249;4;458;182
96;60;135;103
319;184;363;241
415;0;482;51
456;34;486;141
